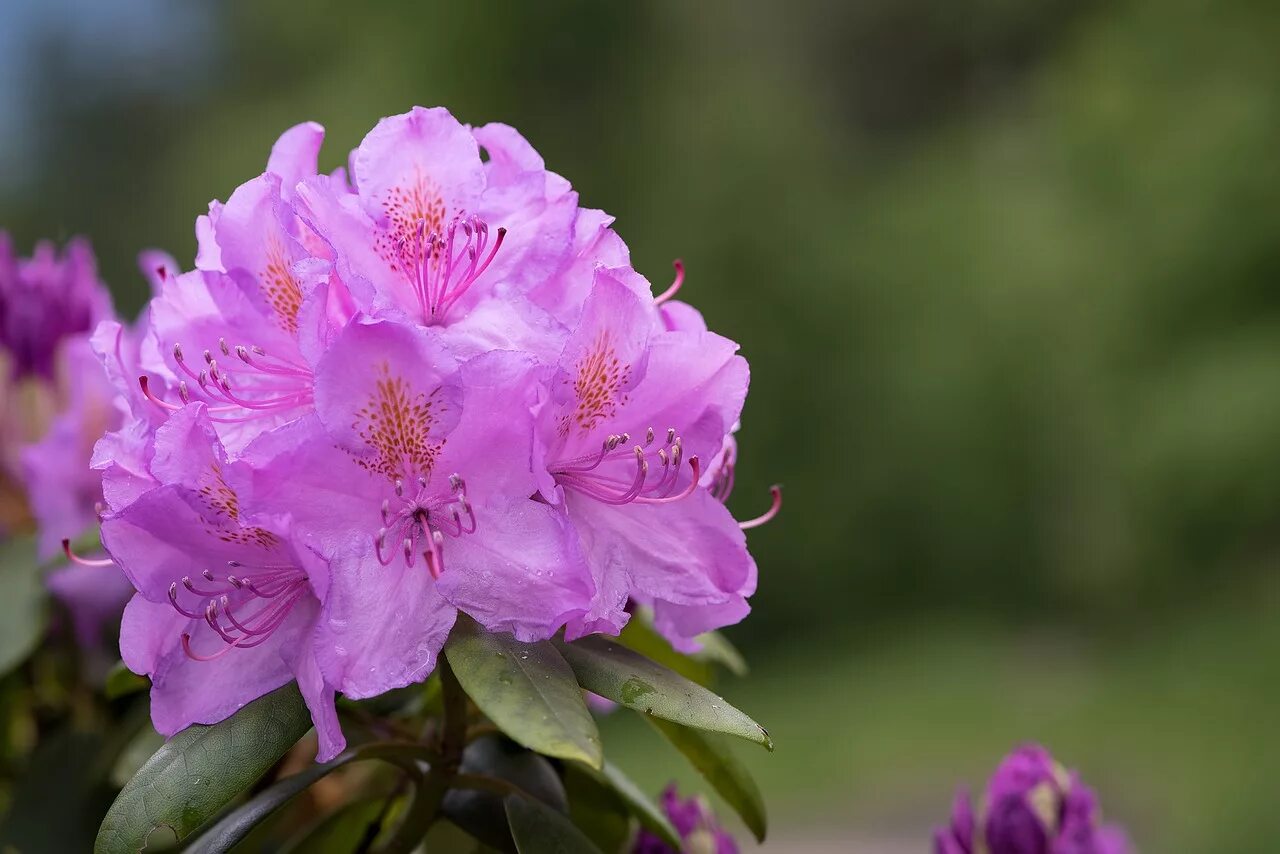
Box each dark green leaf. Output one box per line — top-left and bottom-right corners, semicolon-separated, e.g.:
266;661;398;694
577;760;680;849
94;683;313;854
504;795;603;854
556;636;771;749
187;741;435;853
0;535;46;676
104;660;148;700
562;764;632;854
442;735;567;854
446;617;602;767
649;719;767;842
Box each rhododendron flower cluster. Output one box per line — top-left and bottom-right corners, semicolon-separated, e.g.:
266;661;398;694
934;744;1131;854
95;108;775;760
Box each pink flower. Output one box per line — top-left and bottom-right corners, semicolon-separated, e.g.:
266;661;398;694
93;105;774;756
101;405;343;761
533;269;756;647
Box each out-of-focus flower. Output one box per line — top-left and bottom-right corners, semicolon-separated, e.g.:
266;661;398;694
933;744;1132;854
0;232;114;481
632;784;738;854
0;232;113;382
96;106;775;756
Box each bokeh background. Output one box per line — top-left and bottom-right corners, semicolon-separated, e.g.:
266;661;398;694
2;0;1276;850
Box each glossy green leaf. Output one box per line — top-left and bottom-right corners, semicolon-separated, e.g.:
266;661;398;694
94;682;313;854
556;635;771;749
104;661;148;700
504;795;603;854
0;535;46;676
446;617;602;767
581;760;681;849
442;735;567;854
649;719;768;842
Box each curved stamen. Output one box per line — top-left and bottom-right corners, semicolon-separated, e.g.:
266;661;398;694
139;375;181;412
654;259;685;305
397;213;507;324
62;538;113;567
634;457;701;505
738;485;782;530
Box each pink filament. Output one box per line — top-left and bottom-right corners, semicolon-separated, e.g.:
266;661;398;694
653;259;685;305
738;485;782;530
62;538;114;567
398;214;506;325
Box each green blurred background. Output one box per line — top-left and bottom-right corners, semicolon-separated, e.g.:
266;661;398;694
2;0;1277;850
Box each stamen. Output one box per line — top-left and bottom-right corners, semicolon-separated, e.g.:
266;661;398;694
738;485;782;530
62;538;113;567
395;213;507;324
654;259;685;305
139;376;181;412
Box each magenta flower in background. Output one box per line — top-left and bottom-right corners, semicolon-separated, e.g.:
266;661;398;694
0;233;146;652
934;744;1132;854
632;784;738;854
0;232;113;382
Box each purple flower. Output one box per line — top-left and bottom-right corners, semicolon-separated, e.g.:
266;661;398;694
934;744;1133;854
101;404;343;761
632;784;738;854
0;232;113;382
92;105;774;757
533;268;757;647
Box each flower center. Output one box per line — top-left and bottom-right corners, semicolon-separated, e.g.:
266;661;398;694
374;473;476;576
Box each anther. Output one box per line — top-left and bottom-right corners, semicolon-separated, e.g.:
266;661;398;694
220;338;231;356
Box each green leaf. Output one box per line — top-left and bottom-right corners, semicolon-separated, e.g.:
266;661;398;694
504;795;603;854
649;719;768;842
562;764;633;854
556;635;772;749
446;617;602;767
104;661;148;700
442;735;567;854
692;631;748;677
0;535;46;677
185;741;435;853
94;682;313;854
579;760;681;849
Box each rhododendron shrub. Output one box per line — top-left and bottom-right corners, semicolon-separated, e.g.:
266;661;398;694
37;108;783;852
